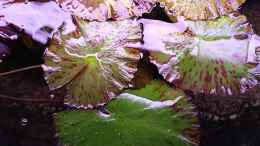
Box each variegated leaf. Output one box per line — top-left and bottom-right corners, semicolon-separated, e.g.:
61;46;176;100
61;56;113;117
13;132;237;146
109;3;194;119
140;16;258;96
57;0;156;21
0;0;73;44
159;0;246;21
44;18;142;107
186;13;253;41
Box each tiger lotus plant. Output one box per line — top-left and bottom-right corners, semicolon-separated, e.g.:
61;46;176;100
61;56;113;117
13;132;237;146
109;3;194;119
159;0;246;21
1;0;260;146
56;0;157;21
44;18;143;108
128;13;259;96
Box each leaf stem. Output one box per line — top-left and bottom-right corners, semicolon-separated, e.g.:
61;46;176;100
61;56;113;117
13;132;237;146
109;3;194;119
0;64;42;77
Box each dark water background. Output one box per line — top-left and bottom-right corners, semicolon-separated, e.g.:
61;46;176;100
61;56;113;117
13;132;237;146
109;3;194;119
0;0;260;146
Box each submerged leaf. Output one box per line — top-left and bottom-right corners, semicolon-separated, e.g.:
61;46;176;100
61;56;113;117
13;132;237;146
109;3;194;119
56;80;198;146
57;0;156;21
141;16;258;96
127;80;185;101
44;19;142;107
159;0;246;21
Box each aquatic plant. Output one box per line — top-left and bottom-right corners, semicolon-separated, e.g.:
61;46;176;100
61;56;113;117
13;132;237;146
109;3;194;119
44;18;142;107
159;0;246;20
1;0;260;146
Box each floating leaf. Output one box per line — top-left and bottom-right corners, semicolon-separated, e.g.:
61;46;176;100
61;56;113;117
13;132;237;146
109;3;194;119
185;14;253;41
172;53;257;95
57;0;156;21
159;0;246;21
56;80;198;146
0;0;73;44
44;19;142;107
140;16;258;96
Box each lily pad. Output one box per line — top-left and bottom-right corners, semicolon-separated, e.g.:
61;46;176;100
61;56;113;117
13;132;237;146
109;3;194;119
44;18;142;107
159;0;246;21
172;53;257;95
0;0;74;44
57;0;156;21
185;14;253;41
140;16;258;96
56;80;198;146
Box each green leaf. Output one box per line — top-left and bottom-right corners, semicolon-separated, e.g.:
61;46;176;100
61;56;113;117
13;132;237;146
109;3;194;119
56;80;198;146
44;19;142;107
127;80;185;101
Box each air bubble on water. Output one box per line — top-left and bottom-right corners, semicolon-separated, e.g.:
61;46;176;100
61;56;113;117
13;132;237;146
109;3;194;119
20;117;28;126
50;94;55;99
